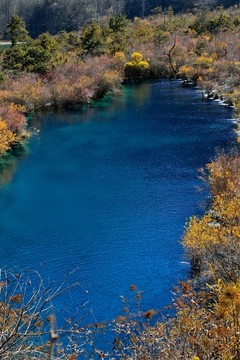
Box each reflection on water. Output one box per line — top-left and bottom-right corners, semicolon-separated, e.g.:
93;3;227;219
124;81;151;105
0;158;17;187
31;85;151;130
31;91;127;129
0;137;32;188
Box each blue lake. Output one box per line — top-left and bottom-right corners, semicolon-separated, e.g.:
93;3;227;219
0;80;235;325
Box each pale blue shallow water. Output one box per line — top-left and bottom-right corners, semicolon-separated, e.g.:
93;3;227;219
0;80;235;324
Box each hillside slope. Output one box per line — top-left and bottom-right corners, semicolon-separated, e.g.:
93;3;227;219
0;0;239;37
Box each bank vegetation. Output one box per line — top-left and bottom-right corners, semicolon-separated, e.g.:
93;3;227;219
0;5;239;359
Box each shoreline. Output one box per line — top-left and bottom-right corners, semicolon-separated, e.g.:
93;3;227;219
1;75;239;168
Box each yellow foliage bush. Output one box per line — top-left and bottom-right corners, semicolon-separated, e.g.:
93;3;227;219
130;51;144;63
114;51;126;63
207;153;240;197
0;119;17;155
125;52;150;79
183;152;240;282
183;214;226;252
194;55;215;68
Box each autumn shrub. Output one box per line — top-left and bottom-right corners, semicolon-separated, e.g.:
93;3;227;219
0;120;17;156
113;51;126;71
0;55;123;113
49;75;95;108
0;103;27;156
125;52;150;79
0;104;26;134
207;151;240;198
111;280;240;360
1;74;50;111
46;56;123;108
183;151;240;282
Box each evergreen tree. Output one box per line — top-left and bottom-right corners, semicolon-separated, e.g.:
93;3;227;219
7;15;29;47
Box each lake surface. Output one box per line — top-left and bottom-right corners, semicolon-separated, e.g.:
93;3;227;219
0;81;235;325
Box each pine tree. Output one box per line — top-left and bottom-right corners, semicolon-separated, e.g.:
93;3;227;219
7;15;29;47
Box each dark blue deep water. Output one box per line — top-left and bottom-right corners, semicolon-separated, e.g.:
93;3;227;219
0;81;235;324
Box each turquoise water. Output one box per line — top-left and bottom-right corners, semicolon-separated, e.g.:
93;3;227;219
0;81;235;324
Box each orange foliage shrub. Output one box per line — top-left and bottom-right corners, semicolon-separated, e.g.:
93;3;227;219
0;104;26;133
0;120;17;155
0;103;27;156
